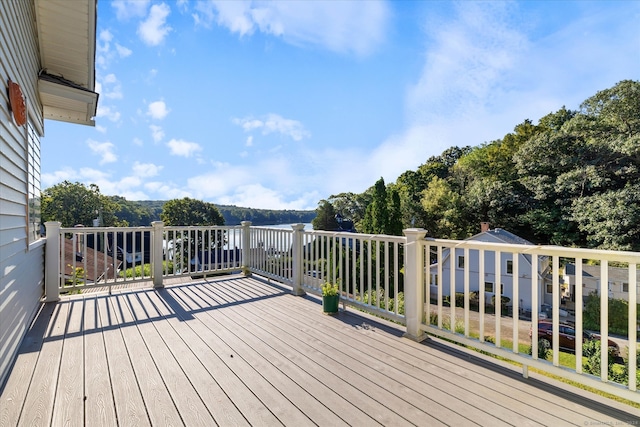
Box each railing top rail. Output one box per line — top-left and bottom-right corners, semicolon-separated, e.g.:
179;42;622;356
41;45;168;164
250;226;294;232
424;237;640;263
60;225;153;233
163;225;243;230
303;229;406;243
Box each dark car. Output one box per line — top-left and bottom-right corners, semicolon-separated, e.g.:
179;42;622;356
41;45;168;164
530;321;620;357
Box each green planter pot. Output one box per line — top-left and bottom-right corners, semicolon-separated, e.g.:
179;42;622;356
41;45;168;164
322;294;339;314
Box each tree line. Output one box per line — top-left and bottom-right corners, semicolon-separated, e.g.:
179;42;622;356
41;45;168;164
40;187;315;228
317;80;640;251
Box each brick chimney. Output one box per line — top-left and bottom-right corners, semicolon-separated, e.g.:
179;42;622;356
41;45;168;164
480;222;490;232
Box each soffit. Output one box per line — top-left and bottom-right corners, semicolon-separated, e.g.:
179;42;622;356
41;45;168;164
34;0;98;126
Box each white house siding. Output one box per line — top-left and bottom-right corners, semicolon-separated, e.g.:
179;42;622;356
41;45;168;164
0;0;46;387
429;232;548;313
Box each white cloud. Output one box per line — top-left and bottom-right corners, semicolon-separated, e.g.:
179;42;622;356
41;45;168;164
246;136;253;146
96;105;121;122
42;167;78;188
112;0;151;21
133;137;144;146
100;73;123;99
99;29;113;43
166;139;203;157
87;140;118;164
233;113;310;141
96;29;132;69
115;43;133;58
409;2;526;121
194;0;390;56
149;125;165;143
138;3;172;46
147;100;170;120
132;161;163;178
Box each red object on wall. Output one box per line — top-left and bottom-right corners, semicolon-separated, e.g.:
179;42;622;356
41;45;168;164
8;79;27;126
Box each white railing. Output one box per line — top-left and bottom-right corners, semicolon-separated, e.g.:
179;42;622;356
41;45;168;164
245;226;295;284
43;222;639;402
403;230;639;404
299;230;406;323
44;222;244;295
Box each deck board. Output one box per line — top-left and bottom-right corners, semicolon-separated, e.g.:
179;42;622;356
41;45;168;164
19;302;68;427
140;289;250;427
2;274;639;427
0;304;55;426
96;295;151;426
51;300;85;426
110;293;183;426
83;297;118;426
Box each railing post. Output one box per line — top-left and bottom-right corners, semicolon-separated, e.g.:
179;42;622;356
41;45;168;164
44;221;61;302
291;223;306;296
241;221;252;275
403;228;427;342
151;221;164;288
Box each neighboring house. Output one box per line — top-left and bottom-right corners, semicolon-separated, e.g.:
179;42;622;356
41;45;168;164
0;0;97;385
563;263;640;303
63;238;120;284
190;248;241;271
429;227;551;314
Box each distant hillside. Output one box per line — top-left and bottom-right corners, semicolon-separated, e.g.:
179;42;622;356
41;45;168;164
135;200;315;226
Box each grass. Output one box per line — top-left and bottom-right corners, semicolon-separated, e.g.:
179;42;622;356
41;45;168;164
427;313;639;409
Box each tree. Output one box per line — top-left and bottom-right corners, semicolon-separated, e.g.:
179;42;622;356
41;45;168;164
41;181;120;227
312;200;339;231
420;177;467;239
360;178;391;234
110;196;152;226
161;197;224;226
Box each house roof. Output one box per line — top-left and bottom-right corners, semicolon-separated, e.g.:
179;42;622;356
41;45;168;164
63;238;120;283
35;0;98;126
467;228;533;246
564;263;595;277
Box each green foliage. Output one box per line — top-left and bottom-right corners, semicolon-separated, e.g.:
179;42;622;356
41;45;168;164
429;312;465;334
120;261;174;278
583;291;638;336
331;80;640;248
528;339;552;360
109;196;152;226
41;181;121;227
215;204;315;226
161;197;224;226
360;289;405;315
361;178;391;234
321;281;339;296
312;200;339;231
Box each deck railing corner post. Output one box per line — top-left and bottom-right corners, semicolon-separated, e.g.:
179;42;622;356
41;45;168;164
403;228;427;342
151;221;164;288
291;223;306;296
44;221;61;302
241;221;252;275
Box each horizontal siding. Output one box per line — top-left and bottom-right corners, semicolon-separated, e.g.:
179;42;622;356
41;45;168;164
0;0;45;388
0;244;44;387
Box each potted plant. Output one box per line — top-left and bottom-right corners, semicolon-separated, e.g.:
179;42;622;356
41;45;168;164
321;281;340;314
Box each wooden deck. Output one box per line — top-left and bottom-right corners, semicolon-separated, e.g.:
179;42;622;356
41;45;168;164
1;275;637;426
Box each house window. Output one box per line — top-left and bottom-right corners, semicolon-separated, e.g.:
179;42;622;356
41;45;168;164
622;283;629;293
546;283;553;294
484;282;494;293
457;255;464;269
27;121;42;244
506;260;513;275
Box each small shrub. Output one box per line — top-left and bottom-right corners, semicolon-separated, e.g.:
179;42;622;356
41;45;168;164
321;282;339;296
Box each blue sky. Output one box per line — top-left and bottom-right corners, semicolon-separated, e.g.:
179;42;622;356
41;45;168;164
42;0;640;210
